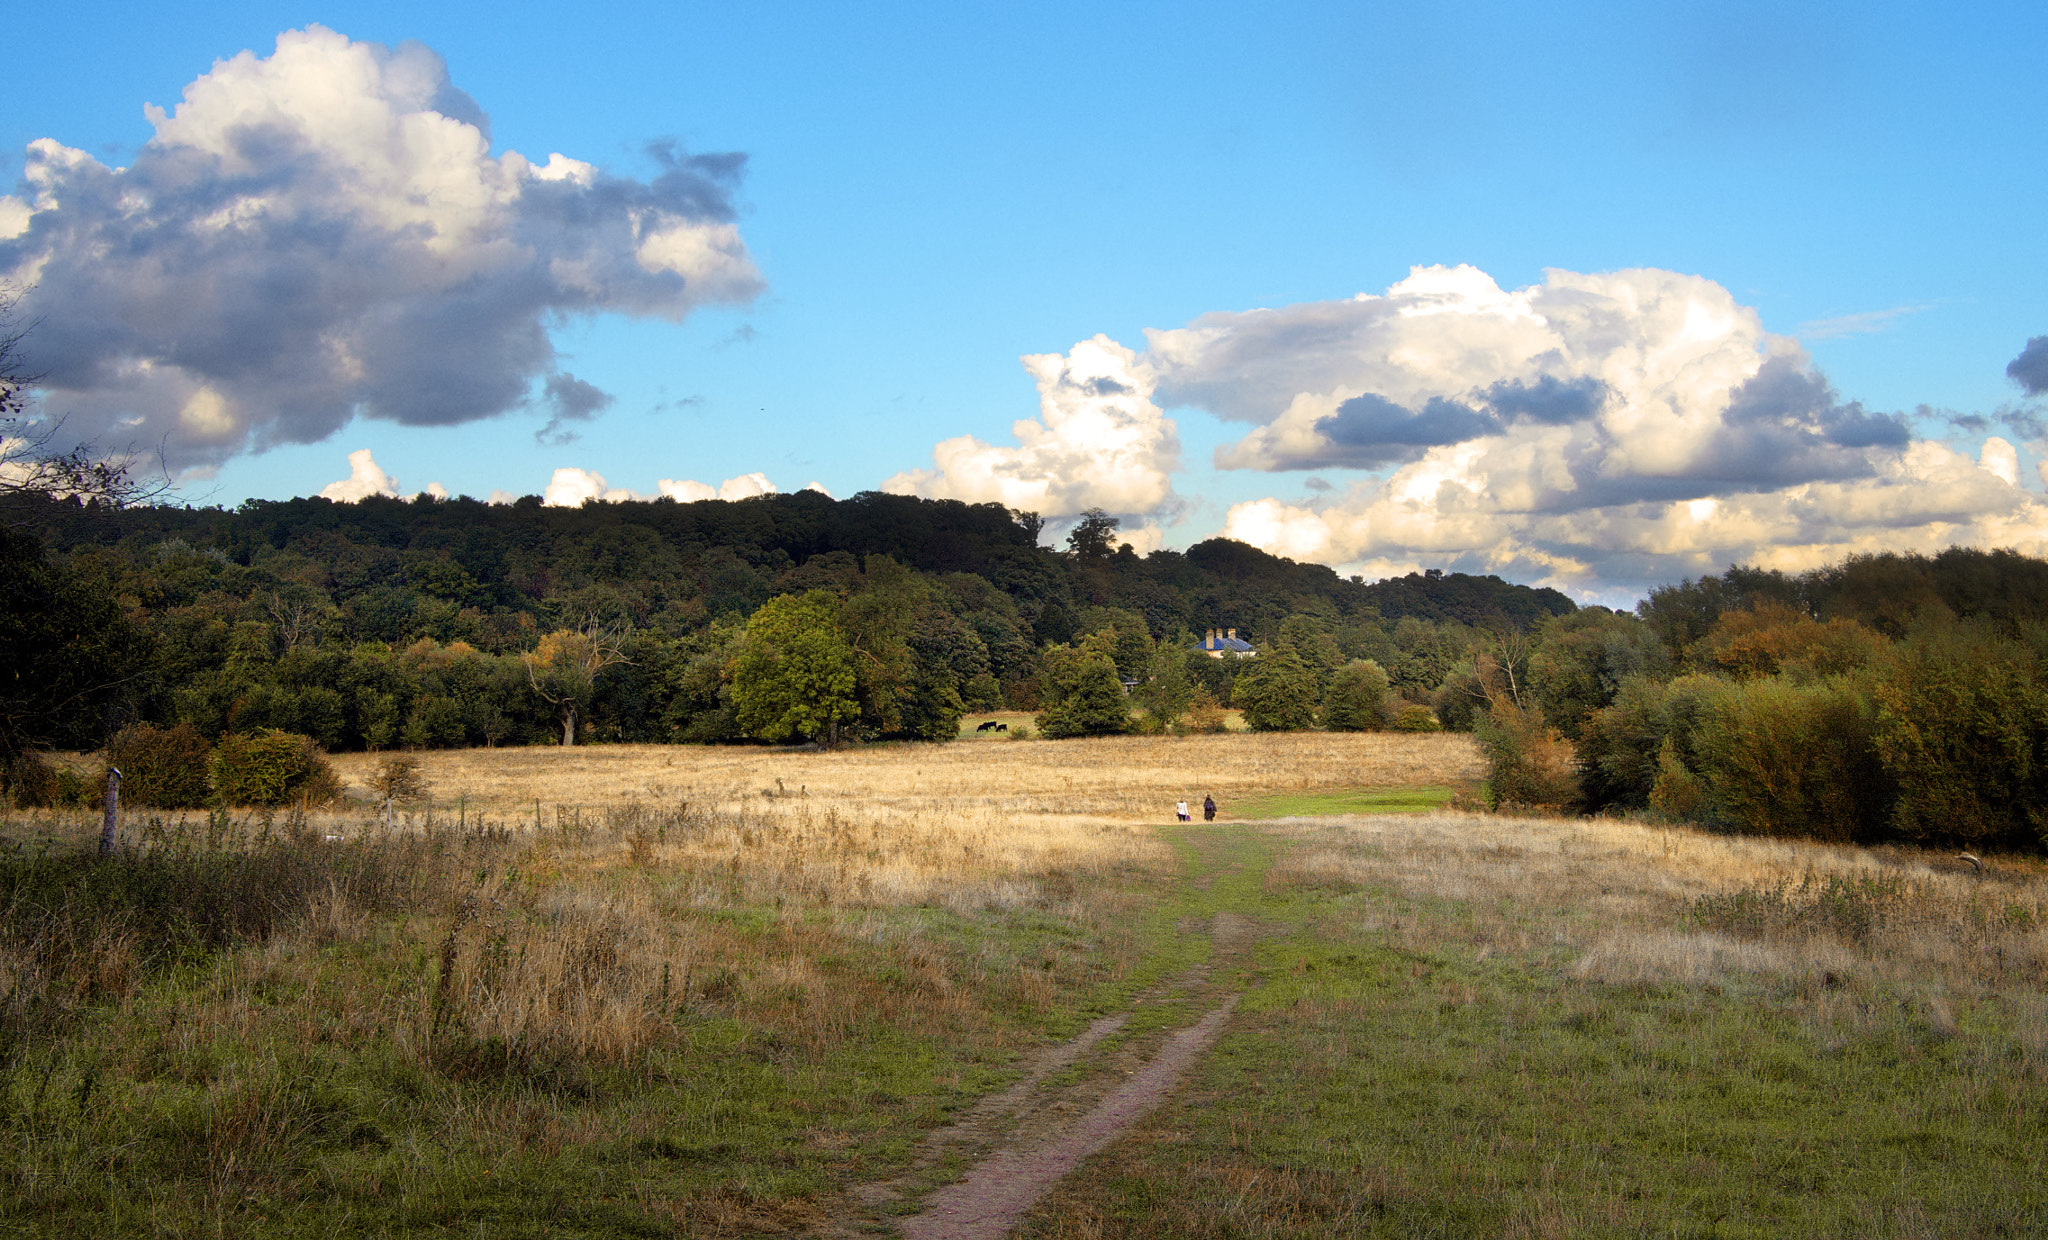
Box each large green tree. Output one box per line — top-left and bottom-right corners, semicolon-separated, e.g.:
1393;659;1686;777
732;591;858;744
1320;659;1392;731
0;526;150;761
1234;648;1320;732
1035;634;1130;738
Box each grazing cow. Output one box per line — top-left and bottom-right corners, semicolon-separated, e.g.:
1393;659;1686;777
975;720;999;732
995;723;1008;732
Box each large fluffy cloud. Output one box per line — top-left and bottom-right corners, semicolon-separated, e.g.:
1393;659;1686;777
0;26;759;471
913;264;2041;597
882;334;1179;545
1171;266;2040;597
1151;264;1906;491
317;447;444;501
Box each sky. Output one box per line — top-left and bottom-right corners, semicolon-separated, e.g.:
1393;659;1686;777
5;0;2046;606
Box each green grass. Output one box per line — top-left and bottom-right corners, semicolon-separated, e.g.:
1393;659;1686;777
0;817;1173;1238
1226;785;1455;819
1020;823;2048;1238
8;808;2047;1236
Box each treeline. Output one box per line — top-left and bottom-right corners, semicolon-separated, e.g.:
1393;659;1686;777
9;484;2048;853
1480;548;2048;854
0;489;1570;766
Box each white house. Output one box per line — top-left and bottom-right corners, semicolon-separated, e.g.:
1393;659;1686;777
1196;628;1257;659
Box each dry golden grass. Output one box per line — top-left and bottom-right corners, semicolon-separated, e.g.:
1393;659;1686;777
1271;809;2048;998
328;731;1480;819
310;732;1477;931
5;733;1479;1096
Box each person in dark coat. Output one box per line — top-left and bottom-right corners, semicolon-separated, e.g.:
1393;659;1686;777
1202;794;1217;822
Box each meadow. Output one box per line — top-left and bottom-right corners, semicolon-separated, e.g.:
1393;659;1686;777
2;731;2043;1237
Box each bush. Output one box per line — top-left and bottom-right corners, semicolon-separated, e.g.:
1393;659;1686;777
210;730;344;807
1870;622;2048;850
1429;663;1487;732
1392;704;1442;732
1474;698;1578;811
1174;689;1231;735
368;754;430;804
1574;676;1669;812
6;752;65;807
1693;676;1890;843
104;723;214;808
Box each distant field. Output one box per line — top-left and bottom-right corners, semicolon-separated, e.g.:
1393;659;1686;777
1225;785;1457;818
955;709;1250;737
323;729;1481;823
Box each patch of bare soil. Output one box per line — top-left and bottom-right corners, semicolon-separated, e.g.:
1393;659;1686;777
828;912;1257;1238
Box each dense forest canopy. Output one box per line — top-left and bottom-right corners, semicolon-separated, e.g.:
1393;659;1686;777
15;484;2048;854
0;488;1570;759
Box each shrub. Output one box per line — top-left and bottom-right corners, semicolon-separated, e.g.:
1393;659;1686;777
1474;698;1578;810
1175;689;1231;735
1870;621;2048;850
368;754;430;805
1693;676;1890;843
1391;704;1442;732
104;723;214;808
210;730;344;807
1574;676;1669;812
4;751;65;807
1428;663;1486;732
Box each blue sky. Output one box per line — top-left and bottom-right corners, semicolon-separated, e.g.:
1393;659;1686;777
6;1;2045;602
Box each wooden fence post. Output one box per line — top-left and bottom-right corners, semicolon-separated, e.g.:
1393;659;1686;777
98;768;121;857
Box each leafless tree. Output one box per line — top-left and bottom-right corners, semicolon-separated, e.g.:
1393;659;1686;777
523;617;634;746
0;285;170;516
266;590;323;653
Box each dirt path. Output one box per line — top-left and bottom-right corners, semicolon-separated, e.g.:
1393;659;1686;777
837;904;1259;1238
895;994;1240;1240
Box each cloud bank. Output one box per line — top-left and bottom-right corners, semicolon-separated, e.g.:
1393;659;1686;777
906;265;2046;597
544;466;778;506
1166;267;2045;594
1;26;759;472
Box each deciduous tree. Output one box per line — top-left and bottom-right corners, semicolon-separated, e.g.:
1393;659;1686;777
523;620;631;746
731;591;858;744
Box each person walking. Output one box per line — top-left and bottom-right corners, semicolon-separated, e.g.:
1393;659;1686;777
1175;799;1190;822
1202;794;1217;822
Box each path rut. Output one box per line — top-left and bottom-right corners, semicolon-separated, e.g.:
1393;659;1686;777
839;909;1257;1238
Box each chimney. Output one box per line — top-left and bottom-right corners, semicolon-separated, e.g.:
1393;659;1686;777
1227;628;1236;641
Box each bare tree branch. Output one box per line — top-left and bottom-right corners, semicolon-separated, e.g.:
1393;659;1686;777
0;285;173;522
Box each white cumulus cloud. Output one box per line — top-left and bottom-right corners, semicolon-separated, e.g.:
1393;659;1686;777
318;448;444;502
543;468;640;507
1;26;760;473
543;468;779;506
1089;262;2048;598
883;334;1180;522
656;471;777;502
